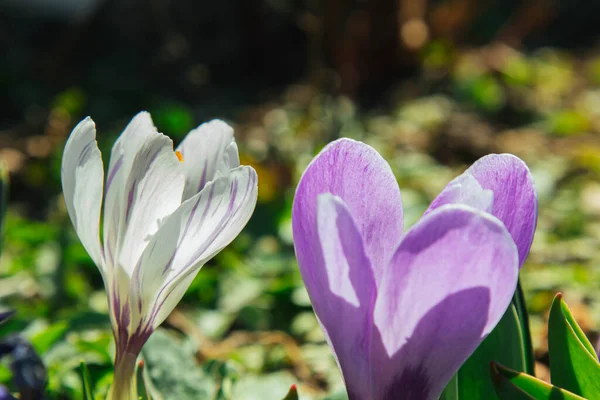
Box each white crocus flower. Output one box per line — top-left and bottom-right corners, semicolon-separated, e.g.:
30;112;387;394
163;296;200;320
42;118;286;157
61;112;258;400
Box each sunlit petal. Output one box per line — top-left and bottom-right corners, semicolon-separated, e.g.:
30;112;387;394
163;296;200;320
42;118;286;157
176;120;240;201
372;205;519;399
61;117;104;268
132;166;258;328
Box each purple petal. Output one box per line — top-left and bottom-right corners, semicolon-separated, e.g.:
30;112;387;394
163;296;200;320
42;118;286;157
427;154;537;267
103;112;165;267
292;138;403;286
0;385;16;400
426;173;493;214
371;205;519;399
310;194;375;399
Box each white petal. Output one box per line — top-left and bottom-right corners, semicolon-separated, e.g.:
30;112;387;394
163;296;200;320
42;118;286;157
103;112;164;268
132;166;258;327
176;120;240;201
61;117;104;267
117;133;185;276
151;273;195;329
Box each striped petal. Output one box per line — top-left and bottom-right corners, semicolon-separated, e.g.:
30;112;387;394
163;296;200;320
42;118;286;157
61;117;104;267
427;154;537;267
176;120;240;201
371;205;519;399
103;112;164;268
133;166;258;328
116;132;185;276
292;138;403;289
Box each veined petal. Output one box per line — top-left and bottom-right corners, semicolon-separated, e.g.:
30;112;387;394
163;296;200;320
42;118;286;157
292;138;403;287
469;154;537;267
427;154;537;267
371;205;519;400
61;117;104;267
132;166;257;328
117;133;185;276
425;173;493;214
176;120;240;201
103;112;164;268
311;194;375;399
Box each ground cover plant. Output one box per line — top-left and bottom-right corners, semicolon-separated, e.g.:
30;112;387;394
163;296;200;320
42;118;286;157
4;1;600;399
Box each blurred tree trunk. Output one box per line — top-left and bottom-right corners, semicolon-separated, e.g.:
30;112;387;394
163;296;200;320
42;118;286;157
320;0;421;99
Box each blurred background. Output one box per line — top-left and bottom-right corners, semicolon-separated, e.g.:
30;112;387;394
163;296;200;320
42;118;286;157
2;0;600;398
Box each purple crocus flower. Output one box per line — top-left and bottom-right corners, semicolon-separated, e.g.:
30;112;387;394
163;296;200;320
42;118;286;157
292;139;537;399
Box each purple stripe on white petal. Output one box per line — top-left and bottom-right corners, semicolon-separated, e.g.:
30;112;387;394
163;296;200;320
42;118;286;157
106;156;123;192
116;133;185;275
125;180;136;222
177;120;239;200
139;166;257;329
197;160;209;193
78;141;95;166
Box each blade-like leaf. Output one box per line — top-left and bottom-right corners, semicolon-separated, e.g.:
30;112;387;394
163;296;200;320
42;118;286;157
79;361;94;400
514;280;535;375
136;359;157;400
491;362;584;400
439;374;458;400
282;384;298;400
441;303;527;399
548;293;600;398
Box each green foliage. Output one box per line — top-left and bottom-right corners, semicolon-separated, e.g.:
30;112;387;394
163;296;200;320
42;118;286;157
490;362;584;399
493;294;600;400
4;36;600;399
142;330;216;399
281;384;298;400
441;282;533;399
546;110;590;136
548;294;600;398
80;361;94;400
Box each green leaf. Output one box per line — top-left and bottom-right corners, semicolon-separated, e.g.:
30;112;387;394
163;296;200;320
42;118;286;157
513;281;535;375
136;359;156;400
30;321;69;354
80;361;94;400
281;384;298;400
548;293;600;398
441;303;528;399
142;330;216;400
439;374;458;400
322;391;349;400
231;372;297;400
491;362;584;400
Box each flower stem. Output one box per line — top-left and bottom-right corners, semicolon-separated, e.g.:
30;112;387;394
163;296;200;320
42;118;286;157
108;352;138;400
